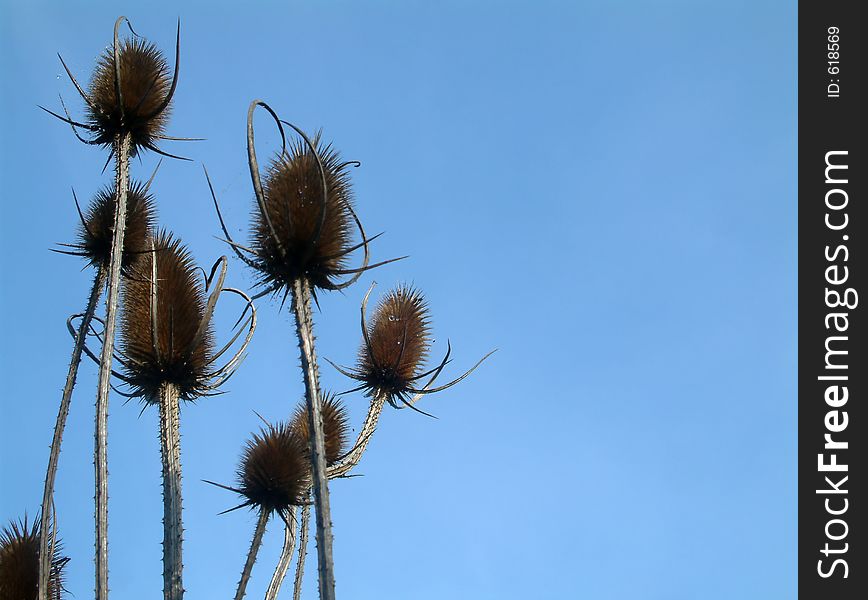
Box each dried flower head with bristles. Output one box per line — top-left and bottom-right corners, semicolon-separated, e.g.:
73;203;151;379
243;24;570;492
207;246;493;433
251;134;356;293
328;284;494;415
291;392;350;466
87;36;172;154
209;101;403;301
40;17;182;159
358;286;431;401
0;517;68;600
235;422;311;514
55;181;156;272
119;231;214;401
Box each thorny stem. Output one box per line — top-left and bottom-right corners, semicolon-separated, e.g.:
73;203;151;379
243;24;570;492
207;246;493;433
235;509;269;600
327;393;386;480
38;268;106;600
159;383;184;600
265;508;298;600
290;277;336;600
293;504;311;600
94;130;131;600
267;392;386;599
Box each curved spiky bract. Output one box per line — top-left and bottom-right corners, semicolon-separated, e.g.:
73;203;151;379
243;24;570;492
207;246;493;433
291;392;350;466
238;422;311;514
74;182;156;271
87;37;171;154
120;231;214;401
251;134;355;292
359;286;431;402
0;518;67;600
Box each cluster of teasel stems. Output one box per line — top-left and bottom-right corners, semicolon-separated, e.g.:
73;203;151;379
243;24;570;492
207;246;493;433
11;14;492;600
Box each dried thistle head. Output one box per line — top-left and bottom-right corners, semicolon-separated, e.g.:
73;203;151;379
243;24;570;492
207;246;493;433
61;181;156;272
291;392;350;466
0;517;68;600
329;284;494;415
120;231;214;401
42;18;181;158
210;101;400;299
87;33;172;154
251;134;356;293
357;286;431;402
236;422;311;514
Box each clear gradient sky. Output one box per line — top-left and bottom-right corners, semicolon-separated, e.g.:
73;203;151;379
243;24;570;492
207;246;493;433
0;1;796;598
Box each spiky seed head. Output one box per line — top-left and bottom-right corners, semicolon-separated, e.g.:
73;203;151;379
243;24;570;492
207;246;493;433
76;181;156;272
290;393;350;466
237;422;311;514
0;517;67;600
251;134;355;293
87;36;171;154
120;231;214;401
358;286;431;402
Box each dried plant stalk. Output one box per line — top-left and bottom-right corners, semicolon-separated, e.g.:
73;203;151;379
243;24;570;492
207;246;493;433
290;277;335;600
265;508;298;600
235;510;269;600
292;504;310;600
37;267;105;598
93;130;132;600
159;382;184;600
327;394;386;479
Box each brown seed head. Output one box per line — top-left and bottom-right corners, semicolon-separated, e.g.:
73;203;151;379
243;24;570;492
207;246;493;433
120;231;214;401
290;392;350;466
251;134;355;292
358;286;431;402
75;181;156;272
0;517;67;600
237;422;311;514
87;36;171;153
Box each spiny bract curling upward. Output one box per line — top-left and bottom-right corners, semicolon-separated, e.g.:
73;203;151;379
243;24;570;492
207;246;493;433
291;393;350;466
74;181;156;272
237;422;311;514
0;518;67;600
120;231;214;401
359;286;431;402
87;36;172;154
251;134;355;292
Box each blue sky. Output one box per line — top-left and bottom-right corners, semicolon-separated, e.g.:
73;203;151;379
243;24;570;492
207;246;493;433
0;1;796;598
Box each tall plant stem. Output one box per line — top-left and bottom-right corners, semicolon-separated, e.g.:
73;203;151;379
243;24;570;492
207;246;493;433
327;394;386;479
159;383;184;600
265;508;298;600
290;277;336;600
37;267;106;600
94;130;131;600
235;509;269;600
292;504;310;600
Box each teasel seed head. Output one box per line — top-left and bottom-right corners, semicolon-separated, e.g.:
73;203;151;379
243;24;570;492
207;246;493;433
328;283;493;415
291;392;350;466
236;422;311;514
120;231;215;402
87;35;172;155
0;517;68;600
69;181;156;272
251;134;356;292
358;286;431;402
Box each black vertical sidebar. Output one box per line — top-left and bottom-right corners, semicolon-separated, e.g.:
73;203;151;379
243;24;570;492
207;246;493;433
799;2;866;598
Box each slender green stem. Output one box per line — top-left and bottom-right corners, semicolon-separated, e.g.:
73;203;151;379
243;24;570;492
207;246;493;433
159;383;184;600
235;509;269;600
290;277;336;600
37;268;105;600
94;130;131;600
